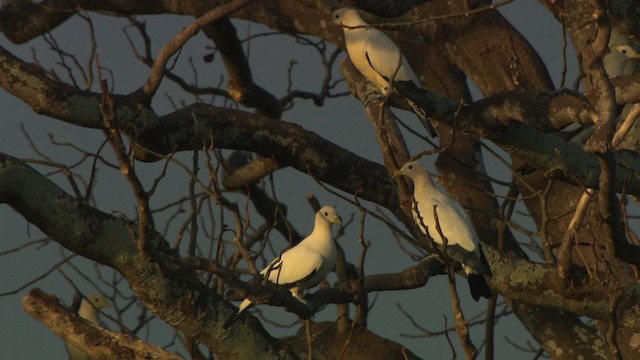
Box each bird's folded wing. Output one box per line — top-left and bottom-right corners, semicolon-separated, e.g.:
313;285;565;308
364;33;403;81
261;244;324;287
418;197;477;252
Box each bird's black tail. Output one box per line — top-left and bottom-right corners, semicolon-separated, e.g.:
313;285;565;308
222;304;252;329
467;274;493;301
393;80;438;137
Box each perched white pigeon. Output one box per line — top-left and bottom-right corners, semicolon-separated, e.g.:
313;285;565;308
394;161;492;300
223;205;342;328
332;7;438;138
65;293;111;360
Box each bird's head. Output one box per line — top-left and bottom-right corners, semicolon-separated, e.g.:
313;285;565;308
604;43;640;78
615;44;640;60
318;205;342;225
85;293;112;310
393;161;428;180
332;8;363;27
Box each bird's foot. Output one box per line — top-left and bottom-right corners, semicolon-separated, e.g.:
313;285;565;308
362;83;385;106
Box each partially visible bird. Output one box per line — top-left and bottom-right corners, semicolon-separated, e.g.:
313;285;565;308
394;161;492;301
65;293;111;360
604;29;640;78
223;205;342;329
332;7;438;138
567;30;640;144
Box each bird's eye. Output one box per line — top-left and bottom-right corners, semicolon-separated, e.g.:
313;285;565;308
622;49;628;54
324;211;329;216
408;165;413;170
335;14;340;19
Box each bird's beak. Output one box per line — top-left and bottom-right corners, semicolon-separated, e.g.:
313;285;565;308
393;169;404;179
334;216;343;225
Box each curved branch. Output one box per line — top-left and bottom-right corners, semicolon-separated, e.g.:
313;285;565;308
136;0;257;101
134;104;401;210
0;0;75;44
2;39;640;202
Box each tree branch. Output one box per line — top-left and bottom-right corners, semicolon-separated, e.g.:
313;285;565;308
0;154;297;359
136;0;257;101
23;289;185;360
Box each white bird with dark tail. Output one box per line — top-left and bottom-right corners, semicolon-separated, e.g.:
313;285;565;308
332;7;438;138
66;293;111;360
223;205;342;329
394;161;492;301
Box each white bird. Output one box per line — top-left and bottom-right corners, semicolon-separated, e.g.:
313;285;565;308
394;161;492;300
223;205;342;328
332;7;438;138
65;293;111;360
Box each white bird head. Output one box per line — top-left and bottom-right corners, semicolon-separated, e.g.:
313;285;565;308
615;44;640;60
393;161;429;180
604;31;640;78
318;205;342;225
77;293;111;326
332;8;365;27
82;293;111;311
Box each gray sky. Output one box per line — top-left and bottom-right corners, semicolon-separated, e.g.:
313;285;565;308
0;2;578;359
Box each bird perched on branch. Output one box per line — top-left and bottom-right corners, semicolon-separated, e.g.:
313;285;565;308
394;161;492;300
65;293;111;360
223;205;342;328
332;7;438;138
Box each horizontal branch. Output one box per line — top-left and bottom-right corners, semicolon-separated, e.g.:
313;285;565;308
191;255;446;318
484;246;640;333
134;104;401;210
2;35;640;202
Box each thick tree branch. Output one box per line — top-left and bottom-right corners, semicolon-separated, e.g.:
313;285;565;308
136;0;257;101
510;301;609;359
23;289;185;360
483;246;640;333
0;154;296;360
3;23;640;201
204;17;281;118
0;0;75;44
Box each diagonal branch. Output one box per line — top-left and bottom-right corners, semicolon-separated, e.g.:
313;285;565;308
136;0;257;101
23;289;185;360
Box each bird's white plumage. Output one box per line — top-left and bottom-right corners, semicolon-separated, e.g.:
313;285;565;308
66;293;111;360
394;161;487;275
224;206;342;328
332;8;417;94
332;7;438;137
